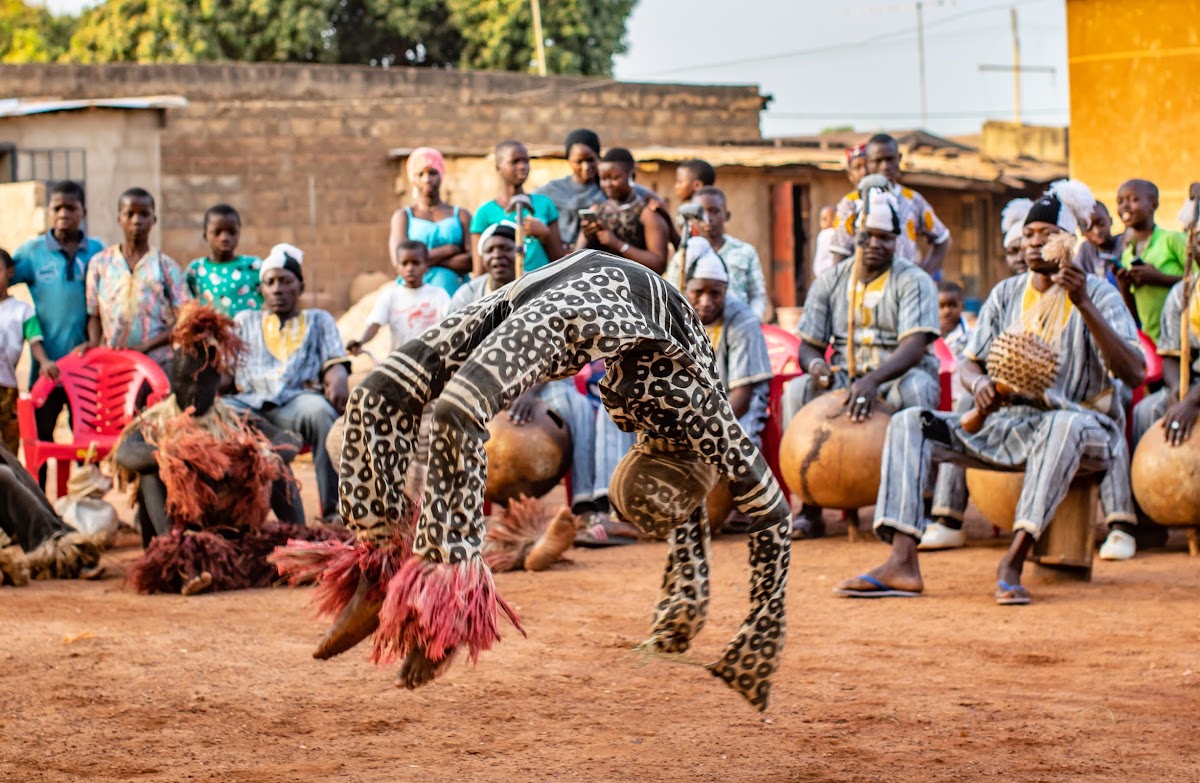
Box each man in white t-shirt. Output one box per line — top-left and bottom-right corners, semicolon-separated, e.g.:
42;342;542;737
348;240;451;354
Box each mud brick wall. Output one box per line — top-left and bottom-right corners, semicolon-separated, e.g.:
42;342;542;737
2;64;766;310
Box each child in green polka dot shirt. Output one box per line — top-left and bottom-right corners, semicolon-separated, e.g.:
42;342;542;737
186;204;263;316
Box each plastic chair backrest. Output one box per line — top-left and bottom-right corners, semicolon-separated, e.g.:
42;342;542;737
761;324;802;376
29;348;171;440
1138;330;1163;385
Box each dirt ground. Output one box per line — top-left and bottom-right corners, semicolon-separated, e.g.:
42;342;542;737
3;459;1199;783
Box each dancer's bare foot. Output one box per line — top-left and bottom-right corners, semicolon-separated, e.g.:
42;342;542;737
181;571;213;596
313;575;382;660
524;506;576;572
834;531;924;596
396;645;451;690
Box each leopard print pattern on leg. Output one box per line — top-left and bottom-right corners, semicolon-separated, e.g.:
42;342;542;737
709;518;790;711
647;506;711;654
337;252;793;709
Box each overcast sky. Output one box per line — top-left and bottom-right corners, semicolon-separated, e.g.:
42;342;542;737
42;0;1069;138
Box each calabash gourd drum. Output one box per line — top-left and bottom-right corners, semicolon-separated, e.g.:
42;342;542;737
965;469;1098;578
706;478;734;535
1130;418;1200;527
778;390;895;510
485;399;572;506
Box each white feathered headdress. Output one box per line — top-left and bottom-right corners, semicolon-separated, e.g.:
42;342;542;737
1178;199;1199;232
1001;198;1033;249
1024;179;1096;235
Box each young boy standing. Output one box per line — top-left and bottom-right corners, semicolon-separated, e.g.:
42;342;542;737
84;188;192;373
0;249;59;453
1116;179;1186;344
12;180;104;484
186;204;263;316
673;159;716;206
1075;201;1124;283
665;186;767;318
347;240;450;354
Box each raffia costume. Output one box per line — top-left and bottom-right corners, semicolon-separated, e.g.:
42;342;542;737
113;303;342;594
276;251;792;710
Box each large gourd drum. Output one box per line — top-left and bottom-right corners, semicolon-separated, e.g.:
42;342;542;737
1130;418;1200;527
778;391;895;509
485;399;572;506
965;468;1098;578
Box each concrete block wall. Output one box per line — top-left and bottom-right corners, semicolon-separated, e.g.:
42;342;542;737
2;63;766;311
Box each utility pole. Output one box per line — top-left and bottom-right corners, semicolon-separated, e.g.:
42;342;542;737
849;1;953;129
979;7;1055;125
531;0;548;76
916;1;927;128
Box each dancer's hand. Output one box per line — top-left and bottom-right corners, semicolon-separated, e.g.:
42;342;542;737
507;389;540;426
808;359;833;389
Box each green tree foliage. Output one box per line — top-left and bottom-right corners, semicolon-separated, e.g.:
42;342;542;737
449;0;636;76
59;0;634;74
0;0;75;63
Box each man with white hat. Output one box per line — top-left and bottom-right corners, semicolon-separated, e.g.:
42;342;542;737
782;185;942;539
683;237;771;445
226;243;350;521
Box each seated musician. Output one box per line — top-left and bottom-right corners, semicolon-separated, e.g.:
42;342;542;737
836;180;1144;605
683;237;771;445
782;186;941;539
1117;220;1200;560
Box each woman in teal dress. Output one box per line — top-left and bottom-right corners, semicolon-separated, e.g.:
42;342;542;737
387;147;473;295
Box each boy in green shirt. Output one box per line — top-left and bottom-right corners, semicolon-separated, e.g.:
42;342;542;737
469;140;564;276
186;204;263;316
1117;179;1186;343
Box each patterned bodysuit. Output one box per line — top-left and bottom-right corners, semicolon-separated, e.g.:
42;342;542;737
338;250;792;710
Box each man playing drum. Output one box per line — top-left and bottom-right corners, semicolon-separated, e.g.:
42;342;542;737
782;186;941;539
836;180;1144;605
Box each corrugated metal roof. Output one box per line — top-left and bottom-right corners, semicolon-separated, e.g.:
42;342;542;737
0;95;188;118
391;142;1066;190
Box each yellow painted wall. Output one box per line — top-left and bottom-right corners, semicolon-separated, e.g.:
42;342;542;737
1067;0;1200;224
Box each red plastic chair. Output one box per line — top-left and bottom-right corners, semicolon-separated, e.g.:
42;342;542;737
1128;329;1163;443
931;337;957;412
17;348;171;497
761;325;804;497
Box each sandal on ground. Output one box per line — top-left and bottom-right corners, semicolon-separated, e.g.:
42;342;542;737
994;580;1031;606
573;514;639;548
833;574;922;598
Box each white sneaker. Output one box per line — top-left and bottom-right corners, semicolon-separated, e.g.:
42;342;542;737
1099;529;1136;561
918;521;967;551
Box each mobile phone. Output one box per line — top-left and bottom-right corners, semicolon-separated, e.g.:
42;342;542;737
578;208;599;222
1130;258;1145;267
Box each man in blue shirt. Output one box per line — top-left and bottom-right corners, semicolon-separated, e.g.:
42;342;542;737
12;181;104;486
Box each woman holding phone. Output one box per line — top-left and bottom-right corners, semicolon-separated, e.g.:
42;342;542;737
577;147;669;274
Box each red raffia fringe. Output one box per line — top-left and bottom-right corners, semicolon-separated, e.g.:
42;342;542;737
373;557;525;668
270;531;412;620
130;529;248;594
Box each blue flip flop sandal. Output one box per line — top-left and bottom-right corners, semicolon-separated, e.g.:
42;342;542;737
833;574;922;598
995;580;1031;606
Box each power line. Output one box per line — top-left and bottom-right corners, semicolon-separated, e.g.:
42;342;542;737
627;0;1054;78
764;106;1066;120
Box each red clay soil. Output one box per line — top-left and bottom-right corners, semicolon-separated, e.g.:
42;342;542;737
2;470;1199;783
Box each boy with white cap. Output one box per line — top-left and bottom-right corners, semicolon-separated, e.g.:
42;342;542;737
227;243;350;521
